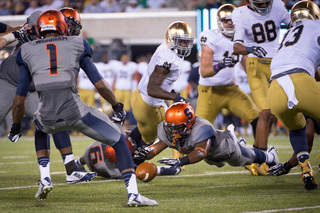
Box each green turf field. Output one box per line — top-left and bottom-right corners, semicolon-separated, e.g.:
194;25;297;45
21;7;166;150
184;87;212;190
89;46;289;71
0;135;319;212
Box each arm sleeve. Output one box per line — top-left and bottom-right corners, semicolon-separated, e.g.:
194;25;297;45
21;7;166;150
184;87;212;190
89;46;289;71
0;22;7;33
15;49;31;96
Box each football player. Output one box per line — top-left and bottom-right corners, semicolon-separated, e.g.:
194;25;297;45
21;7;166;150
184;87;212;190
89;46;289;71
0;10;96;201
75;136;181;179
197;4;259;167
231;0;291;174
267;0;320;190
130;21;193;150
9;9;157;206
133;103;279;177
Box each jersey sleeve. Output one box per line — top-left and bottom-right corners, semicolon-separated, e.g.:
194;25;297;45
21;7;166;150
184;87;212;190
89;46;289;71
276;0;291;26
79;38;93;61
15;48;31;96
232;8;246;43
194;124;215;143
199;30;217;51
0;22;7;33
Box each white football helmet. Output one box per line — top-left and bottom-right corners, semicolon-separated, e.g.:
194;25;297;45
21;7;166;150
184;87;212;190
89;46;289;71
249;0;273;15
217;4;237;37
165;21;194;58
290;0;320;24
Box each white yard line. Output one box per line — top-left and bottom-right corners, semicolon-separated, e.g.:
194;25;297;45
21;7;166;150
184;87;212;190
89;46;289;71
243;205;320;213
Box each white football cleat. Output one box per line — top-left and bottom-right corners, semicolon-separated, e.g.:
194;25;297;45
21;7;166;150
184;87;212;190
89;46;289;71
267;146;279;165
66;170;97;184
127;193;158;207
35;177;53;200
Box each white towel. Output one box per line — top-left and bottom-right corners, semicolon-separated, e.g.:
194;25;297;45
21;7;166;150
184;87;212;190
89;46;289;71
276;75;299;109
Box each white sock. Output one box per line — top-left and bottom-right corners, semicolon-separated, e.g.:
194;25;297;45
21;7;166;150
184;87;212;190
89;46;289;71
39;162;50;180
124;173;139;195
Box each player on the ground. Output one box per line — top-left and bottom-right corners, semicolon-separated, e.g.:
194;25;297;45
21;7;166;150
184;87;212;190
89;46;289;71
8;9;157;206
130;21;193;150
231;0;291;174
197;4;259;168
133;103;279;174
267;0;320;190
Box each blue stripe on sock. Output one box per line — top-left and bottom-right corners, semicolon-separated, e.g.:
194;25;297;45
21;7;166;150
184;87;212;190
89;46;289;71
38;157;50;167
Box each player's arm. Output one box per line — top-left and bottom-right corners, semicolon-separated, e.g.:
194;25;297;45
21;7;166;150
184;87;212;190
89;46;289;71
133;140;168;161
147;65;187;102
199;44;215;78
157;139;211;169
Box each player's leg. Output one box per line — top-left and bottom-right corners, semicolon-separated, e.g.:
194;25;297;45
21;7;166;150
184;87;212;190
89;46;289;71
74;108;158;206
51;131;97;184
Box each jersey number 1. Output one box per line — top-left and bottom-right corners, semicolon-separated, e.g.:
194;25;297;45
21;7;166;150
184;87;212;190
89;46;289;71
46;43;58;75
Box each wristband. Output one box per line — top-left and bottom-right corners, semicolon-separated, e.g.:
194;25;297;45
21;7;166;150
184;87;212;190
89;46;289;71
11;123;21;134
2;32;16;44
179;156;190;166
213;63;222;73
284;161;293;170
245;47;253;54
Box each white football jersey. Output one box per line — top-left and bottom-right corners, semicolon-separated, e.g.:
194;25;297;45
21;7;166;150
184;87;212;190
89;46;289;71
138;42;184;107
271;19;320;79
94;60;117;86
172;60;191;93
114;61;137;90
198;29;239;86
137;61;148;77
232;0;290;58
78;68;95;90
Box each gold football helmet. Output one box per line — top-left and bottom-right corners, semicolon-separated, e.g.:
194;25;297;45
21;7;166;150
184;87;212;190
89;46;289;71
217;4;237;37
165;21;194;58
290;0;320;24
249;0;273;15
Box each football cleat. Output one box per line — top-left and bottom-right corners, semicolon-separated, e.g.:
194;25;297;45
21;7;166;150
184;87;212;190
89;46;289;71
244;163;258;176
127;193;158;207
267;146;279;166
35;177;53;200
299;159;318;190
159;166;182;176
237;137;247;147
255;163;270;176
66;169;97;184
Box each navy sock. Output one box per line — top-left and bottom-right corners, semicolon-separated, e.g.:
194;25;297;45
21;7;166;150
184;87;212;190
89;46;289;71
52;130;71;149
35;129;50;152
289;128;308;155
252;149;266;164
112;134;134;172
250;118;258;139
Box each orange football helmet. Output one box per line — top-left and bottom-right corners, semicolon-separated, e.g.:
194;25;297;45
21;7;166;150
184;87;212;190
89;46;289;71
59;7;82;36
37;9;68;37
105;137;134;163
164;102;195;146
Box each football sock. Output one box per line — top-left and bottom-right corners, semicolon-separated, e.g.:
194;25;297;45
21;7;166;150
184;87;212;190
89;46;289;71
250;118;258;139
252;149;266;164
35;129;50;151
113;135;138;194
289;128;308;157
62;153;76;175
38;157;50;180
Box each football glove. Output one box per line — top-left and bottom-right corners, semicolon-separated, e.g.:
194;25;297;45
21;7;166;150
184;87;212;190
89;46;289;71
112;102;126;125
12;29;32;44
213;57;234;72
8;123;22;143
268;162;292;176
246;46;267;58
158;159;181;169
133;146;155;161
173;94;188;103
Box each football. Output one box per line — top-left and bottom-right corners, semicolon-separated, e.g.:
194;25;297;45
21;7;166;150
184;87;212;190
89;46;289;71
135;162;157;182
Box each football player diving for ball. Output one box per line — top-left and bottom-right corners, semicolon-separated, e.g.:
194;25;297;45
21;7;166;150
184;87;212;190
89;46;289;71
133;102;280;176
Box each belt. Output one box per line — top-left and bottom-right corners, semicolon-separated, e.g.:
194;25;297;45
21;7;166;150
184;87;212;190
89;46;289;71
258;58;272;64
211;83;235;90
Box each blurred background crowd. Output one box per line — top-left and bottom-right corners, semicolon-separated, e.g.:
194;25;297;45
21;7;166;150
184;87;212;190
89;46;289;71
0;0;317;16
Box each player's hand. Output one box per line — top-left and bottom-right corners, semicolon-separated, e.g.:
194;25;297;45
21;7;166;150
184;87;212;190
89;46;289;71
12;29;31;44
173;94;188;103
133;146;154;161
8;123;22;143
112;102;126;125
268;162;291;176
219;57;234;69
246;46;267;58
158;158;181;169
